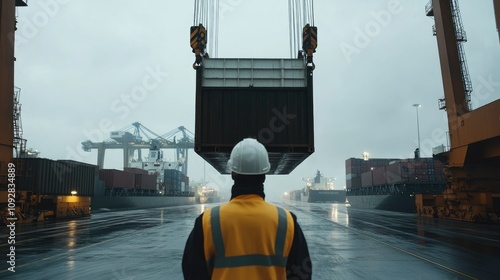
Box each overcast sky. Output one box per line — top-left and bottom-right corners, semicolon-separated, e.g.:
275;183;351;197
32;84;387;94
13;0;500;200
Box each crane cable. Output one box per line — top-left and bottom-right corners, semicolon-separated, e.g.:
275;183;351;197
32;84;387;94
288;0;315;58
288;0;294;58
193;0;219;57
215;0;219;57
196;0;314;59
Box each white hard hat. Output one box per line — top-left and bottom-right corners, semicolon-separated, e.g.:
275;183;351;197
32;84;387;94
227;138;271;175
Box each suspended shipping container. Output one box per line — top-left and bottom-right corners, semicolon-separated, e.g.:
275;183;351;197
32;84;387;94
195;58;315;174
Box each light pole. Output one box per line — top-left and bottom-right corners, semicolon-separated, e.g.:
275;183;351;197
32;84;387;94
413;104;421;157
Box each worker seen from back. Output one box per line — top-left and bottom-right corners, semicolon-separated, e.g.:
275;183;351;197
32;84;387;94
182;138;312;279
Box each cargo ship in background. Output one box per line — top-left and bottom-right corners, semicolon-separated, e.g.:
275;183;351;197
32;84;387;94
195;185;222;204
92;147;196;211
286;171;346;203
345;155;447;213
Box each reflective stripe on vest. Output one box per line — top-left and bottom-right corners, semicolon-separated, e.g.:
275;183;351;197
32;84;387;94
209;205;288;268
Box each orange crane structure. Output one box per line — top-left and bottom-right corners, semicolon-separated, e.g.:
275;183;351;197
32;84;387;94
416;0;500;222
0;0;27;187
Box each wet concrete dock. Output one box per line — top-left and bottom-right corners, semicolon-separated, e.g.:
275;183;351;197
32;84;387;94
1;201;499;279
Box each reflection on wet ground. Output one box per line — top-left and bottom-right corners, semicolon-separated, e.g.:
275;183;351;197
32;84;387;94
0;202;499;279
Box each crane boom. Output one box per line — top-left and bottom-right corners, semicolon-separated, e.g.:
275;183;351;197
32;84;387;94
82;123;194;175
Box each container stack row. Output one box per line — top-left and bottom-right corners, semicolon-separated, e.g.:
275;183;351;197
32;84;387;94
98;168;157;190
346;158;400;189
125;167;157;190
13;158;97;196
163;169;188;192
346;157;446;189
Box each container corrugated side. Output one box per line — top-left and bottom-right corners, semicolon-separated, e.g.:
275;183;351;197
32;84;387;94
196;87;313;174
135;173;157;190
116;170;135;189
99;169;135;189
346;177;362;189
14;158;95;196
345;157;448;189
164;169;184;191
361;172;372;187
124;167;148;175
372;166;387;186
196;58;314;175
386;161;402;184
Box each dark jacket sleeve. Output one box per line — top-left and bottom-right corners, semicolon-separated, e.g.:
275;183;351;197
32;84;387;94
286;212;312;280
182;213;210;280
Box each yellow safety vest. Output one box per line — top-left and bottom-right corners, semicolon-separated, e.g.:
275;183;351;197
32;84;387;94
202;194;295;279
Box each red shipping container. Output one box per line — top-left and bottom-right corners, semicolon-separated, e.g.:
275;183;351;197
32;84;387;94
99;169;135;188
372;166;387;186
134;173;157;190
124;167;148;175
361;171;372;187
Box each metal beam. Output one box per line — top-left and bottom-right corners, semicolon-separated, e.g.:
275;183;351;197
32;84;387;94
0;1;16;171
97;144;105;169
83;142;194;150
495;0;500;42
431;0;470;149
82;140;194;169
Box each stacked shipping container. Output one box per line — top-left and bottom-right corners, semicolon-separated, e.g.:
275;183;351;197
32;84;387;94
124;167;157;190
124;167;148;175
346;157;447;212
13;158;96;196
13;159;189;196
98;169;135;189
98;168;158;191
163;169;186;192
346;157;446;189
346;158;399;189
134;174;157;190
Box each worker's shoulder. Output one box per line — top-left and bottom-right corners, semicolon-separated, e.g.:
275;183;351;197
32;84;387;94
287;210;297;219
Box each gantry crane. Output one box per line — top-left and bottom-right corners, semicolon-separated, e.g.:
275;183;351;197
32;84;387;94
159;126;194;175
81;122;194;175
417;0;500;222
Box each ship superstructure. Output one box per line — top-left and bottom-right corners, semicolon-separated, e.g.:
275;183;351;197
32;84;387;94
129;147;186;195
285;171;346;203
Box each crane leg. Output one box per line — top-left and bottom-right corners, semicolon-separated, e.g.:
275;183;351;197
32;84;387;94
494;0;500;42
